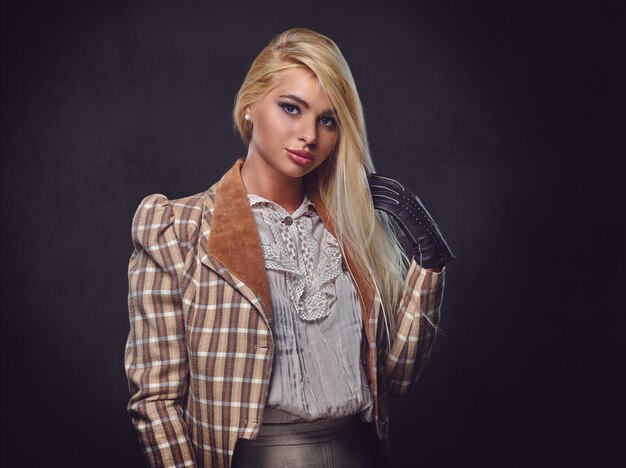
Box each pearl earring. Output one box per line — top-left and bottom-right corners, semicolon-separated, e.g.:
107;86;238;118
244;113;251;121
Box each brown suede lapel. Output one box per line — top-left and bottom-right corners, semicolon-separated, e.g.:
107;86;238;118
205;158;273;318
203;157;375;329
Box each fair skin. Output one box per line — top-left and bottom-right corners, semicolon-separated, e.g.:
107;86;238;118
241;67;338;214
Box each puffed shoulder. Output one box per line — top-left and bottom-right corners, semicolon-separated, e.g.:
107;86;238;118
130;193;177;255
130;191;207;265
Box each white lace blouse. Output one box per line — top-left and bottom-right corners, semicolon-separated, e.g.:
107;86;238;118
247;192;374;424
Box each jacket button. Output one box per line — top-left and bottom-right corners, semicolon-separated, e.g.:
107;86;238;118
283;216;293;226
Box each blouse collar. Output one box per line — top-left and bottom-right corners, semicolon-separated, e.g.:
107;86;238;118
247;192;317;220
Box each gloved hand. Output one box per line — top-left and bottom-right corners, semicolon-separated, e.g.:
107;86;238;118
368;173;455;270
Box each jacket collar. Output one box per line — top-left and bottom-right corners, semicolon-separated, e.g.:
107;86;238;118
201;157;375;326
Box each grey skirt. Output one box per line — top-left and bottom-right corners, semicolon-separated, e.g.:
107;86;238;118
231;415;389;468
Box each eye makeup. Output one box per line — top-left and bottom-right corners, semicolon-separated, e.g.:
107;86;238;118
277;100;338;128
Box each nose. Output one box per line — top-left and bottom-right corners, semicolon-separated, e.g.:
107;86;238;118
297;116;317;145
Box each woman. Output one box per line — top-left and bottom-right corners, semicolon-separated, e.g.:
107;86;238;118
125;28;454;468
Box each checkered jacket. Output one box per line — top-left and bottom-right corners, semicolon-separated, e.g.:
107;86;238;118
124;158;446;467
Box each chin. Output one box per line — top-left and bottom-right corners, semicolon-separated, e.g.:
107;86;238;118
283;168;309;179
280;163;313;178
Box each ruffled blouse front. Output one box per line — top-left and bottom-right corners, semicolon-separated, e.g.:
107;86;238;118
247;192;374;423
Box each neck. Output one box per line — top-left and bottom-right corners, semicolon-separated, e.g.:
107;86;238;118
240;154;305;214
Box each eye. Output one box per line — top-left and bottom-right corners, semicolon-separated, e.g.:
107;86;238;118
279;102;300;115
320;116;337;128
279;101;337;129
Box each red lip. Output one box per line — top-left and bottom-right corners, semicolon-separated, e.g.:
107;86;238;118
287;148;313;160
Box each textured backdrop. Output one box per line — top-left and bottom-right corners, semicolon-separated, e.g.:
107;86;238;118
1;2;624;467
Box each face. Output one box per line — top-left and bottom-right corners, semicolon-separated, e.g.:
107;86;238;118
246;67;339;181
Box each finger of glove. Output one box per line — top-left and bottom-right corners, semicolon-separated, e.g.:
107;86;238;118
369;184;414;213
369;177;420;212
370;196;414;226
372;199;402;215
369;174;444;237
368;174;407;193
371;192;400;207
368;183;402;201
373;197;414;221
370;174;454;265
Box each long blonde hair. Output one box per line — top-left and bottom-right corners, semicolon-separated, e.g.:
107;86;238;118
232;27;410;348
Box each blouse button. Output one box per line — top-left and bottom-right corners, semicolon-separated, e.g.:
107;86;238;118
282;216;294;226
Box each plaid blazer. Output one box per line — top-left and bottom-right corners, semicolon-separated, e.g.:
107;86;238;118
125;157;446;467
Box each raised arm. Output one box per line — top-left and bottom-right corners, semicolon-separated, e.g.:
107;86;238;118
368;173;454;394
382;259;446;394
124;194;197;467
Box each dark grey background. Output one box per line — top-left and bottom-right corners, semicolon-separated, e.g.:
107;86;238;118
1;2;624;467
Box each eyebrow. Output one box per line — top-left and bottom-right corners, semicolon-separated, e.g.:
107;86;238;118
278;94;337;117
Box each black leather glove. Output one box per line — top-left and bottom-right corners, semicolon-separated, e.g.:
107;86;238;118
368;173;455;270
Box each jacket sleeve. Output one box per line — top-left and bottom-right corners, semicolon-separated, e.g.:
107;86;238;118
124;194;197;467
382;256;446;395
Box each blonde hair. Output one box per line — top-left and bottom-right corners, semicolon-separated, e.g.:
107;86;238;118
232;27;410;349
